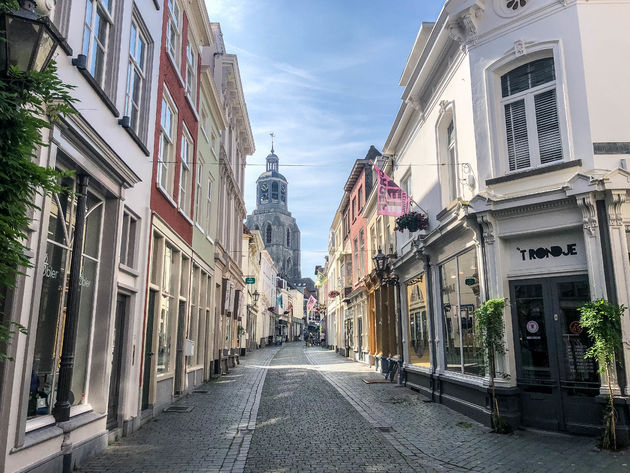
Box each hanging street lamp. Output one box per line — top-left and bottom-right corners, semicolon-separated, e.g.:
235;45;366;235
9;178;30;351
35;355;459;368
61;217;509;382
0;0;58;75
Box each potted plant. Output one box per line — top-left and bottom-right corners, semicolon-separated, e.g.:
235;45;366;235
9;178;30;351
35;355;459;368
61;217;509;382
395;211;429;233
475;299;511;434
578;299;625;450
328;290;340;298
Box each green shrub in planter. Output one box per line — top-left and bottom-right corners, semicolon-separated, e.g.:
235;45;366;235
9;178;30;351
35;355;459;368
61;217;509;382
578;299;625;450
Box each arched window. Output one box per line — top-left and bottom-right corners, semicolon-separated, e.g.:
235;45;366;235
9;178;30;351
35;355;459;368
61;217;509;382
266;225;271;244
271;182;278;201
286;229;290;247
287;257;291;271
436;102;458;207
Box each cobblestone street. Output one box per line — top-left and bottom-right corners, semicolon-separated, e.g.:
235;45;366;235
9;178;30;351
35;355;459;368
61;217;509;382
80;343;630;473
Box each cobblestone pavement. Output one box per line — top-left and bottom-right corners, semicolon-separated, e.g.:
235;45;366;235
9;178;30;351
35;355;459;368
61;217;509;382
79;343;630;473
79;346;279;473
244;343;420;473
305;347;630;473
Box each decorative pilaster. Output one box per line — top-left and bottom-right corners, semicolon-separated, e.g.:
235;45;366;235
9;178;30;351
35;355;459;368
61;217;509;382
576;193;607;299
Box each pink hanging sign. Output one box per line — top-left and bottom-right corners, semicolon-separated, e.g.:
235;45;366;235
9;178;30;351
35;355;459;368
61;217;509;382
374;165;410;217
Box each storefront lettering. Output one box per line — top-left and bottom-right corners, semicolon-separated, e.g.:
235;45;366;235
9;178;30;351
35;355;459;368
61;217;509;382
42;253;59;279
517;244;577;261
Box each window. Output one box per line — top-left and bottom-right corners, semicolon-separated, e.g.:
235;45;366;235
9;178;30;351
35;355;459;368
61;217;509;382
352;198;356;220
266;225;272;244
446;121;458;201
125;19;147;136
271;182;278;201
158;244;177;373
158;94;176;196
166;0;181;65
205;174;214;235
179;127;193;216
353;238;359;283
358;186;363;210
28;177;104;418
194;156;203;226
440;248;483;376
82;0;113;86
501;57;562;171
185;37;196;101
359;229;365;277
120;210;137;267
407;275;430;367
286;228;290;247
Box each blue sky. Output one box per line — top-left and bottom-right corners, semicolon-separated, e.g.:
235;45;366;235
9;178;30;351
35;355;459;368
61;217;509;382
205;0;444;277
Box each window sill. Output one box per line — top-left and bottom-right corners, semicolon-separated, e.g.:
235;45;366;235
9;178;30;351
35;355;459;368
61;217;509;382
121;124;150;156
178;208;194;225
167;52;186;89
206;234;215;245
185;93;199;119
195;222;205;234
73;60;120;117
157;185;178;208
486;159;582;186
119;263;140;277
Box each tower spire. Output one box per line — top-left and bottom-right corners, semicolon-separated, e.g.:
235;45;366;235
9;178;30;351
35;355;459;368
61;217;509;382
270;132;275;153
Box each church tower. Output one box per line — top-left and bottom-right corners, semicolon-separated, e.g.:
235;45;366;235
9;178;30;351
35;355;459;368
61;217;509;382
246;137;301;282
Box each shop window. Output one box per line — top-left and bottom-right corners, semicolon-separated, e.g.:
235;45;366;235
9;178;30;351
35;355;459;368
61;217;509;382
28;177;104;418
501;57;562;171
119;210;137;268
407;275;430;367
158;244;177;373
440;248;483;376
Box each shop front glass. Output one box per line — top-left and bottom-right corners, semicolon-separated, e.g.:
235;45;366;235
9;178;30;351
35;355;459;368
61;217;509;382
29;176;104;418
406;274;430;367
440;248;483;376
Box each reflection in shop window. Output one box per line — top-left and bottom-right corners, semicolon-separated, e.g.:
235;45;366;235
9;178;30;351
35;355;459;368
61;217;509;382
439;248;483;376
158;245;177;373
406;275;430;367
28;176;104;418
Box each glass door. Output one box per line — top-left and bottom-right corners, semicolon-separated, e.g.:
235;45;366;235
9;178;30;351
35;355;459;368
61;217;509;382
510;275;596;432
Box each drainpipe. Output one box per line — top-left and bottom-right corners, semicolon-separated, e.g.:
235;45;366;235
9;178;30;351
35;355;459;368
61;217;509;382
53;175;89;423
420;253;437;402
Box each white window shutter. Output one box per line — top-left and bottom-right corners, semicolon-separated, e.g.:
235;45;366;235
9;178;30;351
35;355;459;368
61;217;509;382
535;89;562;164
504;99;530;171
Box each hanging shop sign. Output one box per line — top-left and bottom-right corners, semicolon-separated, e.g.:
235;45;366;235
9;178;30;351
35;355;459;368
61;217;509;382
245;277;255;284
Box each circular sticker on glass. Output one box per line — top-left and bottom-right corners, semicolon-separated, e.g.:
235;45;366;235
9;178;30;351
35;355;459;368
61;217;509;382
526;320;539;334
569;320;583;335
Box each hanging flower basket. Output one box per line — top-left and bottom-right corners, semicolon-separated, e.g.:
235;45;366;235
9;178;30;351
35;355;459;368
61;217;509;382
328;290;340;298
395;212;429;233
267;306;276;313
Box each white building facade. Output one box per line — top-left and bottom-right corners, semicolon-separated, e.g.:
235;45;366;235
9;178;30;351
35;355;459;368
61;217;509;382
386;0;630;441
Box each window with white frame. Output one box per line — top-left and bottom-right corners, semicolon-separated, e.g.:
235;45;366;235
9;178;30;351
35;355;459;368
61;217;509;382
179;127;193;216
166;0;181;65
185;37;197;102
158;94;177;196
446;121;458;201
125;19;147;136
82;0;114;86
501;57;562;172
120;210;137;268
194;156;203;226
205;173;214;235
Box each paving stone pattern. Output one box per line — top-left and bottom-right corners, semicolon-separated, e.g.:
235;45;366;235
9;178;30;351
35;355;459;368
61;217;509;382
79;347;278;473
244;344;419;473
79;343;630;473
305;347;630;473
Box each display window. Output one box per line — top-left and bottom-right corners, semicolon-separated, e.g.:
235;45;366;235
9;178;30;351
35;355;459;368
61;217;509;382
439;248;483;376
406;275;430;367
28;175;104;418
